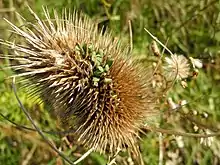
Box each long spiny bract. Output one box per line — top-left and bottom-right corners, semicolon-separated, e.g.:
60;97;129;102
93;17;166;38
1;7;158;159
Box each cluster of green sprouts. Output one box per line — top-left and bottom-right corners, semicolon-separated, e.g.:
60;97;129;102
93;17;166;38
75;43;113;87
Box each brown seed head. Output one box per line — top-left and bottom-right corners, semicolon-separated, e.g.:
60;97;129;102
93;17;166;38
1;7;158;157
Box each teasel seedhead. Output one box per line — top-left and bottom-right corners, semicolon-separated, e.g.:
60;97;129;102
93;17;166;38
1;6;158;160
163;54;190;81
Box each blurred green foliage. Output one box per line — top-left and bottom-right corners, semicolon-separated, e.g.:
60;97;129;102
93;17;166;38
0;0;220;164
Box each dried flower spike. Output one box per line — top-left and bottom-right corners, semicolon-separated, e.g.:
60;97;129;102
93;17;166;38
0;6;158;161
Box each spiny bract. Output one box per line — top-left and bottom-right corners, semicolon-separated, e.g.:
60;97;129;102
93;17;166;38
1;7;158;157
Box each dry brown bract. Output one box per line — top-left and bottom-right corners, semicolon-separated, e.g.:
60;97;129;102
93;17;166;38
0;7;158;162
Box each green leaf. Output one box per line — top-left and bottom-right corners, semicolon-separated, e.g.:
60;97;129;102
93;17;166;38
97;66;104;73
92;77;100;82
104;78;112;84
106;58;113;68
105;64;110;71
94;70;102;77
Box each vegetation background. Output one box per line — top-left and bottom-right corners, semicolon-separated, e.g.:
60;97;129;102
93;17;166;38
0;0;220;164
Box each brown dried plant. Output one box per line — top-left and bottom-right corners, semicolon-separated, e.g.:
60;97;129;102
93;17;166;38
0;6;159;164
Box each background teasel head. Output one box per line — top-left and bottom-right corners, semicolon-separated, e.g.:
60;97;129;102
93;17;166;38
0;6;159;161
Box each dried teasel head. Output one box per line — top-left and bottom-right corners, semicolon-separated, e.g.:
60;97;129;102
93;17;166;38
163;54;190;81
0;7;159;161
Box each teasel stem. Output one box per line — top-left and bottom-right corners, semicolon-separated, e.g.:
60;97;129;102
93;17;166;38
12;77;75;165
